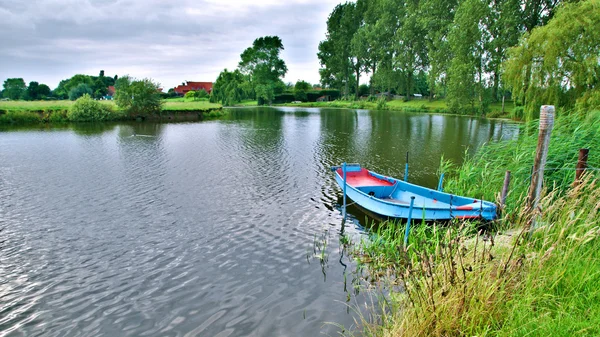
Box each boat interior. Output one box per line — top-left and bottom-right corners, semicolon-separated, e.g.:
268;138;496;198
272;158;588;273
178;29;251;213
336;167;481;209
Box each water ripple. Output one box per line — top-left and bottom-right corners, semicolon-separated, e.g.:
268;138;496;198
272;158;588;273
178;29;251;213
0;111;519;336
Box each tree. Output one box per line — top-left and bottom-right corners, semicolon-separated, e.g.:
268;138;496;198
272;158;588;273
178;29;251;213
114;76;162;116
38;84;51;98
211;69;251;106
69;83;93;100
294;80;312;101
421;0;458;99
3;78;27;100
24;81;50;100
504;0;600;119
318;2;362;97
446;0;489;113
238;36;288;105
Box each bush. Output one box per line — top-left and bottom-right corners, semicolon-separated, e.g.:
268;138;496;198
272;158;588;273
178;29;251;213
68;94;118;122
115;76;162;116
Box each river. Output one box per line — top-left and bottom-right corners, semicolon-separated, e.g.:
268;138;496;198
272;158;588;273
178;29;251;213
0;107;518;336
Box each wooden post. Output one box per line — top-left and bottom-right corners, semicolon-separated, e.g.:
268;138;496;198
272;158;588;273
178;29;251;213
500;170;511;209
404;196;416;249
574;149;589;187
527;105;554;224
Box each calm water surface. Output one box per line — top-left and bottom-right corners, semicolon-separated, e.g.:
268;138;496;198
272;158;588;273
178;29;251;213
0;107;518;336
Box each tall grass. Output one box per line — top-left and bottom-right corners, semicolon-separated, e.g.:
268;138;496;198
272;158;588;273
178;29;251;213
350;177;599;337
443;110;600;218
346;110;600;336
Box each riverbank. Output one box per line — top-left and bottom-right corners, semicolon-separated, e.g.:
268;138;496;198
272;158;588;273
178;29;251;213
0;99;224;125
275;99;516;118
348;110;600;336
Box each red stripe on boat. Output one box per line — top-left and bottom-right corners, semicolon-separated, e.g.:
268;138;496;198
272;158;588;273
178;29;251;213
455;205;474;210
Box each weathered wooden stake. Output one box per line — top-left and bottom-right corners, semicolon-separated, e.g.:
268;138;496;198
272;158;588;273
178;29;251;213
527;105;554;227
573;148;589;187
500;170;511;209
404;196;416;249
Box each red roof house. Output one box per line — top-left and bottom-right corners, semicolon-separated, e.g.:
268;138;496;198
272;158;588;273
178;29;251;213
174;81;213;95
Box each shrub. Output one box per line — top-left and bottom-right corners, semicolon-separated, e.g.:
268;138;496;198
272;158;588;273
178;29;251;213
68;94;117;122
115;76;162;116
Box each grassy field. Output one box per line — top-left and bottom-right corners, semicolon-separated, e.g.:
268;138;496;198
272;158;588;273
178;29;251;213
0;100;114;111
232;100;259;107
0;99;223;125
0;99;221;112
162;100;221;111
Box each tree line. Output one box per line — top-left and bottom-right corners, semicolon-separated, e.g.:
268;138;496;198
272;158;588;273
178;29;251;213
2;70;117;101
318;0;599;118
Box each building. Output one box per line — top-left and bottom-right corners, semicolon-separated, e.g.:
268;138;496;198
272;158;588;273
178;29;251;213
174;81;213;95
104;86;116;100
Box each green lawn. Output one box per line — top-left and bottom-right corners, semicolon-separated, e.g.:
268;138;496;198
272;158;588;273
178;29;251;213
0;100;114;111
0;99;221;112
162;100;221;111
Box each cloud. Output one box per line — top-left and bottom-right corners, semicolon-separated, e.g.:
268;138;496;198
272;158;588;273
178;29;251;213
0;0;341;90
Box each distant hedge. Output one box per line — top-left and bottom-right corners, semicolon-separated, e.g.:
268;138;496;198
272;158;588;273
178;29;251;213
273;93;295;104
306;89;340;102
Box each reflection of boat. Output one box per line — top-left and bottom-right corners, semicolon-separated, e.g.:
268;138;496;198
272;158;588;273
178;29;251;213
331;163;497;221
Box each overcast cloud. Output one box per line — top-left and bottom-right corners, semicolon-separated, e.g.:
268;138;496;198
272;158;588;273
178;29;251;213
0;0;342;90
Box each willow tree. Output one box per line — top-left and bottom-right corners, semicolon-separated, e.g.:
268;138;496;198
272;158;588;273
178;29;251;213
503;0;600;120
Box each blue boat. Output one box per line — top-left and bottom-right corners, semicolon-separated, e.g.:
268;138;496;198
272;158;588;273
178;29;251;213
331;163;497;221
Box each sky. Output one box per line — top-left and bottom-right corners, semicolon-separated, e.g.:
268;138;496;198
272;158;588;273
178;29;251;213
0;0;344;90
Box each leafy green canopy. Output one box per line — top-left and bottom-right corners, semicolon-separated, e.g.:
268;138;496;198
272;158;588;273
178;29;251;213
212;36;287;106
238;36;288;105
317;0;569;112
504;0;600;120
210;69;251;106
54;71;116;100
2;78;27;100
114;76;162;116
294;80;312;101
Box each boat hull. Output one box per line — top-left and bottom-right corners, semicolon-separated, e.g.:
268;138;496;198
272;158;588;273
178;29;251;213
333;164;496;221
